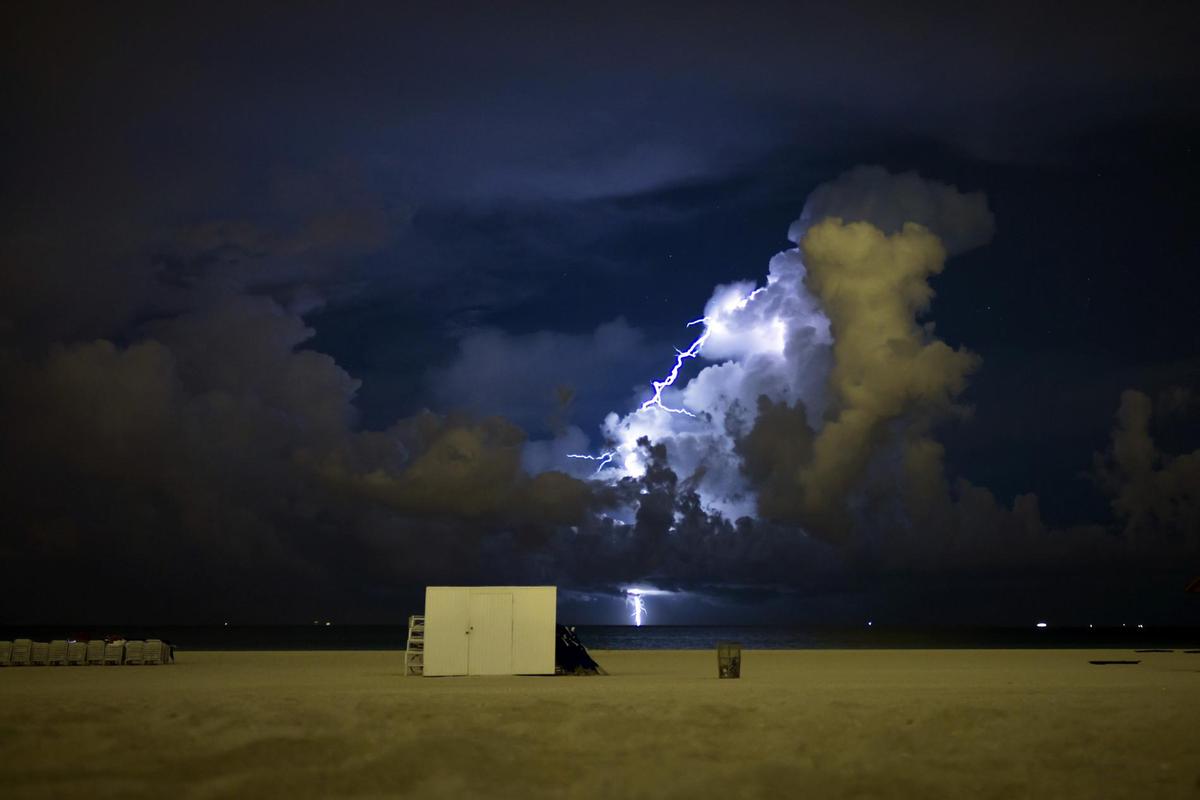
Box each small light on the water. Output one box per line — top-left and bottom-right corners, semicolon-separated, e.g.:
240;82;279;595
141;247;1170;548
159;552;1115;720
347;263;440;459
1089;624;1094;628
1036;622;1047;628
325;621;332;626
867;621;873;627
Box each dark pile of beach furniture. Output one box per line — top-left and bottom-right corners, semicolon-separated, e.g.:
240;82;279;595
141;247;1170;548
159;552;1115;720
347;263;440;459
0;638;173;666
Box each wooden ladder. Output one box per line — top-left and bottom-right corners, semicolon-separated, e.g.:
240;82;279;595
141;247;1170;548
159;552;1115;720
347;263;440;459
405;614;425;676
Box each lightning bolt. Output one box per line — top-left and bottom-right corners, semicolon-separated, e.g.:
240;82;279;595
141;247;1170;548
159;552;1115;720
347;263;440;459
627;590;647;626
637;286;768;417
636;319;709;416
566;451;616;474
567;285;769;467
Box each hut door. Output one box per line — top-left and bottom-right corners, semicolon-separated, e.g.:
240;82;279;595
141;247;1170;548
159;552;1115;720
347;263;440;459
467;592;514;675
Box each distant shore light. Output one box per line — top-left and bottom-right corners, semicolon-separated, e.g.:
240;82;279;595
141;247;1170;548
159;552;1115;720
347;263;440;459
1035;622;1048;628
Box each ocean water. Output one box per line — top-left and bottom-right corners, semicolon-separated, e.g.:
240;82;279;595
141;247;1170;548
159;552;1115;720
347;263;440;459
2;624;1198;651
575;625;1200;650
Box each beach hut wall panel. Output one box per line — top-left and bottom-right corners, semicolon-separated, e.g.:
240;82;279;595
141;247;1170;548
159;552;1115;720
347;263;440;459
424;585;470;674
423;586;556;676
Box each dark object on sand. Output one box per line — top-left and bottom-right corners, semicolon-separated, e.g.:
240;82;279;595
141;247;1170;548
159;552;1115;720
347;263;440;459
1089;660;1141;665
1184;650;1200;654
718;642;742;679
555;626;605;675
1134;649;1174;653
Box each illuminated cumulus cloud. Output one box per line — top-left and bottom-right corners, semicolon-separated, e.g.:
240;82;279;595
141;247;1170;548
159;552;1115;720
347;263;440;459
1094;389;1200;552
581;250;835;518
563;166;992;529
781;218;979;541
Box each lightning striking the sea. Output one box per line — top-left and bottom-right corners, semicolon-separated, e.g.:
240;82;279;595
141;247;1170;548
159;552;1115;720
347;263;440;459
627;589;647;626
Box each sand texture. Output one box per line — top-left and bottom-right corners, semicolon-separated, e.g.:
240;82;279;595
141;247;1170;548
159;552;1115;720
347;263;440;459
1;648;1199;799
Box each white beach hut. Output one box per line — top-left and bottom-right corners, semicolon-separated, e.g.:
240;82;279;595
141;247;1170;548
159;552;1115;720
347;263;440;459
422;586;556;676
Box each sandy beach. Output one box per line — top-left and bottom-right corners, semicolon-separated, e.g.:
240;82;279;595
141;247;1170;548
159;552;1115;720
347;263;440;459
1;648;1198;799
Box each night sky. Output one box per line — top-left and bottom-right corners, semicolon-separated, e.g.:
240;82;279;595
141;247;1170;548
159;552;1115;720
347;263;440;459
2;2;1198;625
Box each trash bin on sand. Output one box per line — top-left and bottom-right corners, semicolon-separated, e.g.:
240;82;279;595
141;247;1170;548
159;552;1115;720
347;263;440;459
717;642;742;678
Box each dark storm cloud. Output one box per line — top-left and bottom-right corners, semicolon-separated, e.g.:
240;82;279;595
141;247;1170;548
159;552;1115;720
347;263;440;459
2;3;1198;622
1094;389;1200;550
547;167;1195;599
315;412;595;529
0;294;604;619
538;437;841;591
426;318;661;435
3;1;1194;354
3;162;1196;622
722;169;1197;581
157;209;398;296
0;172;402;347
0;297;360;618
791;165;995;256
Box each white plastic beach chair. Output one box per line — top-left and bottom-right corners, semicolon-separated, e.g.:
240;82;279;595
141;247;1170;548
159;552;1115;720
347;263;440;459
123;640;145;665
12;639;32;665
103;641;124;665
30;641;50;665
66;641;88;665
0;641;11;666
85;639;106;665
48;640;69;665
143;639;164;665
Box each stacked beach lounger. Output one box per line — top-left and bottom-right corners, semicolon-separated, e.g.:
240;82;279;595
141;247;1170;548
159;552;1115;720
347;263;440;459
0;638;173;666
66;640;88;665
11;639;32;665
